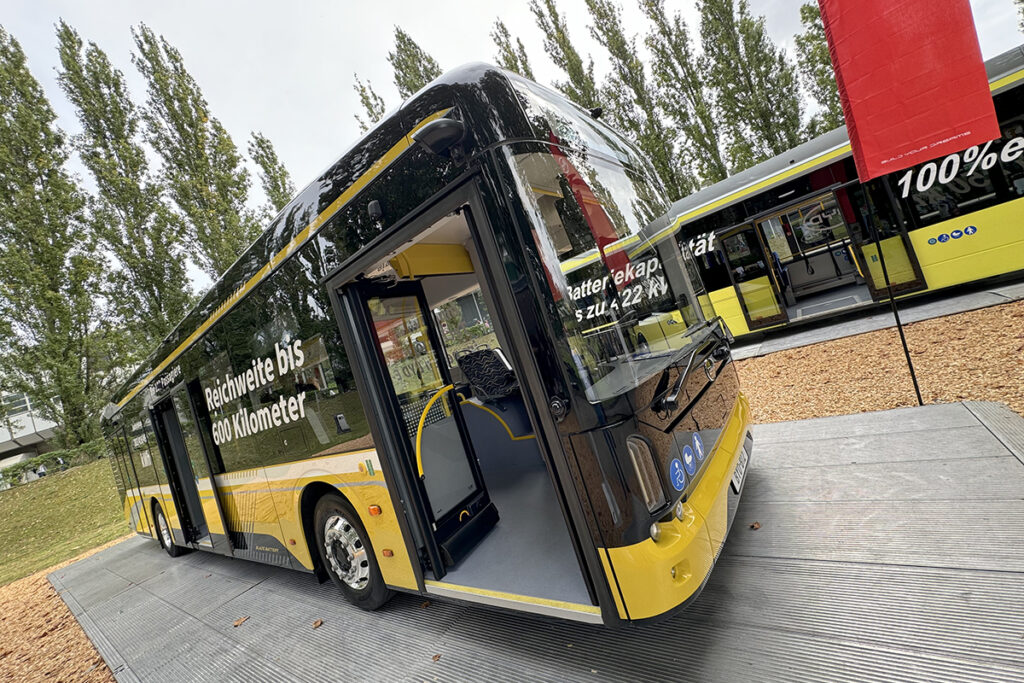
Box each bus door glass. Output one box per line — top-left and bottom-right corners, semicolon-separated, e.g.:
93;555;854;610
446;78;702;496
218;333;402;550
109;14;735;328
358;280;494;570
719;224;789;330
367;290;481;513
839;180;927;298
151;386;228;550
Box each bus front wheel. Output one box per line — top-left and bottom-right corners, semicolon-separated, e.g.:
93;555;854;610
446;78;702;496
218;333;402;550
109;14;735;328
314;494;393;610
153;503;186;558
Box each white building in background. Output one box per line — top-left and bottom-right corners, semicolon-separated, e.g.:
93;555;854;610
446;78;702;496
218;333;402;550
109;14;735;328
0;393;57;484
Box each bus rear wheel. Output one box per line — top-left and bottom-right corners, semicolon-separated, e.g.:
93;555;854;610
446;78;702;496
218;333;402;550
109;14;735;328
154;503;186;558
314;494;393;610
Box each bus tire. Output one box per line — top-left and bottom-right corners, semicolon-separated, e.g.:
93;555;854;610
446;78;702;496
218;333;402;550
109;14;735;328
314;494;393;610
153;503;186;558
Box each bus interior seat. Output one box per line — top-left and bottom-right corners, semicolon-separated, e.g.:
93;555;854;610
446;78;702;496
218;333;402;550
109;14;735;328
457;348;520;404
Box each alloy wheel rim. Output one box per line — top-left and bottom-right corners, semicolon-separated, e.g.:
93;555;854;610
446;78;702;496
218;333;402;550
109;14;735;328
157;511;173;548
323;514;370;590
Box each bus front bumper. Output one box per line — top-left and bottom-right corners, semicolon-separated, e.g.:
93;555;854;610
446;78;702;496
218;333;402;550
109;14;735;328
600;392;753;622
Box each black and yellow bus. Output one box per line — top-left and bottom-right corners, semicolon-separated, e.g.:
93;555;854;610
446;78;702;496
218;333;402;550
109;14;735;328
101;64;753;626
628;46;1024;338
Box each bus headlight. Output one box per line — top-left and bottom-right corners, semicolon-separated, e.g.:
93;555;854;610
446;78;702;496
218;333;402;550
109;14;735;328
650;522;662;542
674;500;685;521
627;435;666;513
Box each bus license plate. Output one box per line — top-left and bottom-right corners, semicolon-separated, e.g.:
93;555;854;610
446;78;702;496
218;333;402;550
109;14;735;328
731;448;749;494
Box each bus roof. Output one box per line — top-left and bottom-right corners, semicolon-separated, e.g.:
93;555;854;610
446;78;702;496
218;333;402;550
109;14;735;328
651;44;1024;240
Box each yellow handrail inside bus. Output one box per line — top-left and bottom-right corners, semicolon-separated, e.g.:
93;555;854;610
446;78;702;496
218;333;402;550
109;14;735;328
415;384;454;477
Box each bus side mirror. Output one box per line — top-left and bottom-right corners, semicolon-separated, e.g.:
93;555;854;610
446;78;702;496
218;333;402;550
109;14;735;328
412;117;465;156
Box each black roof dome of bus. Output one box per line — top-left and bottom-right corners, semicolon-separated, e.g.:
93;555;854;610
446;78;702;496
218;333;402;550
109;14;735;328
103;61;653;418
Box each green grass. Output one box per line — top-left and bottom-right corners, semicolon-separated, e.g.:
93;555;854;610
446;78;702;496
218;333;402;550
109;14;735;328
0;459;128;586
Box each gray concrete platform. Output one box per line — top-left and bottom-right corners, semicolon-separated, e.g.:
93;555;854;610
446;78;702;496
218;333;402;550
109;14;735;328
731;279;1024;360
52;401;1024;682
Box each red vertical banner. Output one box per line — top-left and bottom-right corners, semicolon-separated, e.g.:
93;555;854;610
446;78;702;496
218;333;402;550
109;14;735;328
818;0;1000;181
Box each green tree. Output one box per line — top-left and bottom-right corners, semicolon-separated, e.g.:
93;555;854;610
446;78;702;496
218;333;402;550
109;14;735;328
491;19;536;80
586;0;693;199
641;0;728;185
132;23;261;278
353;74;386;133
248;131;295;214
0;26;107;446
699;0;803;171
56;21;194;352
388;27;442;99
794;2;843;137
529;0;600;107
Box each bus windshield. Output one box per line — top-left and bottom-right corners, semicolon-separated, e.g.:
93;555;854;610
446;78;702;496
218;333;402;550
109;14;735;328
507;144;711;403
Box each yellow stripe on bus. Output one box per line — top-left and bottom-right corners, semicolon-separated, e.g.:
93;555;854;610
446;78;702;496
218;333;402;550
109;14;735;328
116;108;453;410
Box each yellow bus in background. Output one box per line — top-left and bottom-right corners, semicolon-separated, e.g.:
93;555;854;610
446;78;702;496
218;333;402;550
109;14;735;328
633;45;1024;338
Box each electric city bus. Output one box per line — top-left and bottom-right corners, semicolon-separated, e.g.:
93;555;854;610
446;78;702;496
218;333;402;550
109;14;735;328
643;45;1024;338
100;64;753;626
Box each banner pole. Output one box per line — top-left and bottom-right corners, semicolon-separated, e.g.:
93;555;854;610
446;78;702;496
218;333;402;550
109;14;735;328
871;180;924;407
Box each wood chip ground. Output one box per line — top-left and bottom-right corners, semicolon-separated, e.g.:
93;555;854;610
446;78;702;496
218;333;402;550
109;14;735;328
2;301;1021;680
736;300;1024;422
0;538;125;682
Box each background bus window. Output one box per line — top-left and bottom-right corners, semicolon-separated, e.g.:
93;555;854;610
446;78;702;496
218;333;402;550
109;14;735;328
901;86;1024;228
759;216;793;260
784;196;849;251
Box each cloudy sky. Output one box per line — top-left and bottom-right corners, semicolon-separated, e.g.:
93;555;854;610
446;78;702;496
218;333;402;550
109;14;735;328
5;0;1022;203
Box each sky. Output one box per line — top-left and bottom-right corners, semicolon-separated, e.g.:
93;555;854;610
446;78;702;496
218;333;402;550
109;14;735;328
6;0;1021;197
4;1;1023;294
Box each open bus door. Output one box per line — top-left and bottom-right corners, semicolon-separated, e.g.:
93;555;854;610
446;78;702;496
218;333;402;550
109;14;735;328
718;223;790;331
149;383;232;554
838;180;927;299
341;279;498;581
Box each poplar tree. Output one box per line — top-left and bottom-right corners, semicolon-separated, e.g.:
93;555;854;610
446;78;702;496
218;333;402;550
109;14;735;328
56;21;194;351
352;74;386;132
132;23;261;278
699;0;803;171
529;0;600;108
248;131;295;214
586;0;693;199
491;19;536;80
641;0;728;185
388;27;442;99
0;26;106;445
795;2;843;137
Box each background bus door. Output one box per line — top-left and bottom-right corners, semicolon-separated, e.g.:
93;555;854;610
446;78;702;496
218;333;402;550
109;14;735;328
347;280;497;579
150;384;231;553
719;223;790;331
840;180;927;299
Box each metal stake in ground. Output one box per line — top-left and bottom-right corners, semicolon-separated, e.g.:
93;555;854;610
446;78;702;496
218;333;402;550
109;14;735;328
867;181;924;407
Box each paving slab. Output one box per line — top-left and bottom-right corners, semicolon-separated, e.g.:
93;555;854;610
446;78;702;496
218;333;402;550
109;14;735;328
731;280;1024;360
52;401;1024;682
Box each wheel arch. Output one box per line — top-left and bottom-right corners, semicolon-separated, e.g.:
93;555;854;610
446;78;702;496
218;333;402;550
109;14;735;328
299;481;355;583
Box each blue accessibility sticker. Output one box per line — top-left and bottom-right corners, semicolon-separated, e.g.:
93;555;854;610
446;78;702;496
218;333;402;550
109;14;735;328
964;225;978;235
951;229;963;239
669;458;686;491
682;445;697;476
937;233;950;243
693;433;705;461
927;238;937;245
